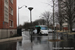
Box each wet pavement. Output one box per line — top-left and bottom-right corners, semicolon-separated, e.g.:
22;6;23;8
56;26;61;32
0;42;17;50
0;31;75;50
17;31;75;50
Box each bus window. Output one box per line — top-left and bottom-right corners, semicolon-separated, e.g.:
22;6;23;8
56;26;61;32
41;27;48;30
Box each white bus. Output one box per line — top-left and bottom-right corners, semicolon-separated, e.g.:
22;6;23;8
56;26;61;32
35;25;48;35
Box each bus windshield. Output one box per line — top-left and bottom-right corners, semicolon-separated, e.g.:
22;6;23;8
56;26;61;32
41;27;48;30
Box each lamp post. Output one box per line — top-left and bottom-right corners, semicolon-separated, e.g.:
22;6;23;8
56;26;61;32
28;7;33;24
18;5;27;27
28;7;33;50
18;5;27;47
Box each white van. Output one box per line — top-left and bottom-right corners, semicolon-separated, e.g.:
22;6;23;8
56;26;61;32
35;25;48;35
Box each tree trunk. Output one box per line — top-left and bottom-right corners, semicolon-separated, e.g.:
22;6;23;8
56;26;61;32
59;22;62;31
69;21;72;32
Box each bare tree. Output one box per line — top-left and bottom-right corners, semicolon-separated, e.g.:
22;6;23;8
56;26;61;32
58;0;65;31
65;0;75;32
41;11;51;27
58;0;75;32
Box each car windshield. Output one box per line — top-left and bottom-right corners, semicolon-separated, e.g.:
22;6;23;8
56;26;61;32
41;27;48;30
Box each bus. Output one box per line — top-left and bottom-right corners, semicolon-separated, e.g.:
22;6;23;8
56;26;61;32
35;25;48;35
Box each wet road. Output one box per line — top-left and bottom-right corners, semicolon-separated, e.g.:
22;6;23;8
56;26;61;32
0;31;75;50
17;31;75;50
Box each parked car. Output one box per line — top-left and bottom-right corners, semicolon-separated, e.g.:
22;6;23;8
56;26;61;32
72;28;75;32
48;29;54;33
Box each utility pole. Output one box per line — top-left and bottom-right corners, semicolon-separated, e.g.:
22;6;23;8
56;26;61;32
52;0;55;40
18;5;27;27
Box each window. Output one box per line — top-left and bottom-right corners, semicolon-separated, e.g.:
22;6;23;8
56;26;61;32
41;27;48;30
5;0;8;4
4;6;9;22
4;6;8;13
10;0;13;3
10;7;13;15
4;0;9;22
10;20;13;27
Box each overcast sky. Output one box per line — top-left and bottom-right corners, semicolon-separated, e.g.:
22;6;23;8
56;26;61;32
17;0;57;25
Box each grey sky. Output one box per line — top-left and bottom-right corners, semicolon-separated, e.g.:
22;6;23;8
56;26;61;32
17;0;55;25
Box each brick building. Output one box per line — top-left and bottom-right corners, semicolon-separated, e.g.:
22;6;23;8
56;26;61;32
0;0;17;38
0;0;17;29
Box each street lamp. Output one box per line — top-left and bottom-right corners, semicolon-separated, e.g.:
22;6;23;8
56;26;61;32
28;7;33;23
28;7;33;50
18;5;27;26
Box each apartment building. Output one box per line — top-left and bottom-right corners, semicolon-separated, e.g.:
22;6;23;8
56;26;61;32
0;0;17;38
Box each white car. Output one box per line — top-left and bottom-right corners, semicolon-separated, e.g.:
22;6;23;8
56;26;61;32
72;28;75;32
40;29;48;34
48;29;54;33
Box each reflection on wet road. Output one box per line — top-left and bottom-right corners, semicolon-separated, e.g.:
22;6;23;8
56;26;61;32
0;42;17;50
0;31;75;50
17;31;75;50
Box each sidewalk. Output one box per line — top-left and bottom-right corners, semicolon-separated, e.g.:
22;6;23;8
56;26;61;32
0;36;22;44
56;30;75;34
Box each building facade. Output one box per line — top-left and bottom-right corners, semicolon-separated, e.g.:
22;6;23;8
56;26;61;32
0;0;17;38
0;0;17;29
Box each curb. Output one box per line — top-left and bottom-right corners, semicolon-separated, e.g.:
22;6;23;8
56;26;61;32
0;36;22;44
